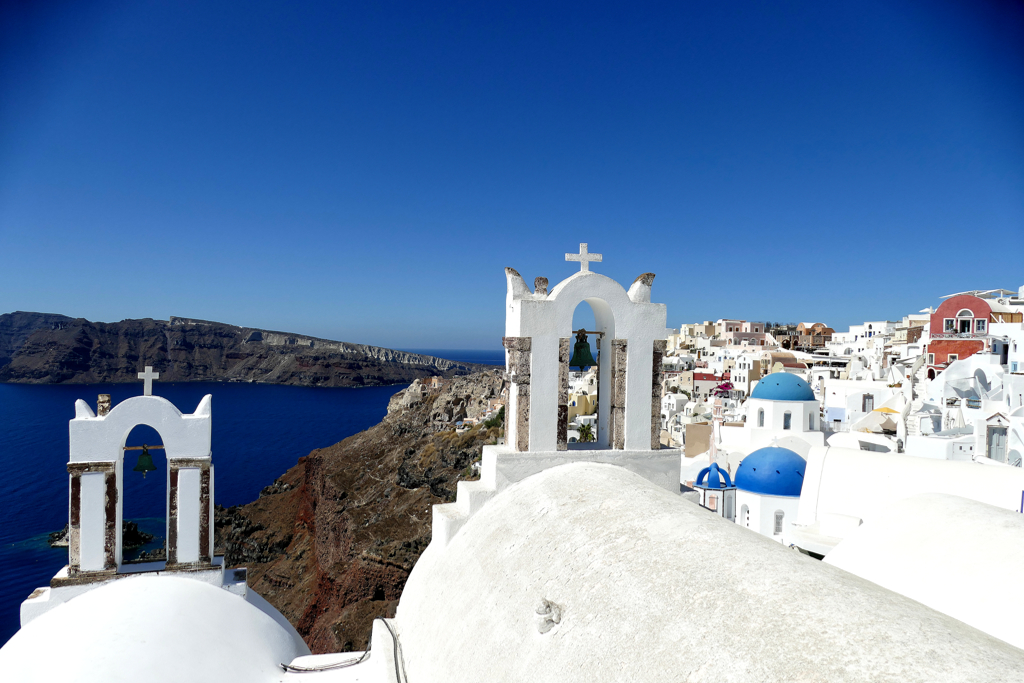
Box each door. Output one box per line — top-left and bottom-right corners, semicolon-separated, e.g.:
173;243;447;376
988;426;1007;462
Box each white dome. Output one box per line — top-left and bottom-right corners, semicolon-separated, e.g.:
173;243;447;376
395;462;1024;682
0;575;309;683
825;493;1024;650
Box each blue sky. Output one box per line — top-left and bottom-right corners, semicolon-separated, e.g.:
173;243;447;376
1;1;1021;350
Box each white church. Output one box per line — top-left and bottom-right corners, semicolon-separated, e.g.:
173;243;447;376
2;247;1024;682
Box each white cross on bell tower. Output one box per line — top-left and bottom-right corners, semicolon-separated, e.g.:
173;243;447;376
565;243;602;272
138;366;159;396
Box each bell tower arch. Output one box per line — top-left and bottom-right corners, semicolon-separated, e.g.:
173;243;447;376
64;392;214;579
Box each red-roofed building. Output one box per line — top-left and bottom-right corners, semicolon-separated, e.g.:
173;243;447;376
926;294;1010;378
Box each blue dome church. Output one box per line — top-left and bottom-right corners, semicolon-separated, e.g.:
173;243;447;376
716;372;825;459
734;445;806;543
693;462;736;521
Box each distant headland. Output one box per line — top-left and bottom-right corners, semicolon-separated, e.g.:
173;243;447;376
0;311;489;387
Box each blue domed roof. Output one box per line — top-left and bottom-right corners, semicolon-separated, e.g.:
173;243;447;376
734;446;806;497
694;462;733;489
750;373;815;401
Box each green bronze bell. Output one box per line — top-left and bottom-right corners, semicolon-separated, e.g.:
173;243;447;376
568;329;598;370
133;445;157;478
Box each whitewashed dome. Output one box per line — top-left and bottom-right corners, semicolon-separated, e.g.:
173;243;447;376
0;575;309;683
395;462;1024;683
825;493;1024;650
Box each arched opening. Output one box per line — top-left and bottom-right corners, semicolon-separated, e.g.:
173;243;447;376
808;412;814;431
121;424;168;563
740;504;749;527
928;369;936;380
757;408;764;428
783;411;792;430
955;309;974;334
566;300;614;449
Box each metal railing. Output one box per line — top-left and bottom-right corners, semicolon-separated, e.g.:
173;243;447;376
930;332;987;340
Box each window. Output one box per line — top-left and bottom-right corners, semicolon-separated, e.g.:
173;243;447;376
707;494;718;511
758;408;764;427
1012;362;1018;373
741;504;750;527
774;510;784;535
948;354;958;363
944;319;956;333
808;413;814;430
862;394;874;413
975;319;986;333
783;411;792;430
927;353;934;365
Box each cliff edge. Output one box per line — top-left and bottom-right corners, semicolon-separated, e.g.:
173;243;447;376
215;369;508;652
0;312;488;386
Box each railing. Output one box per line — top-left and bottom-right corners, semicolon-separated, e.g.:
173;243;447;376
930;332;987;340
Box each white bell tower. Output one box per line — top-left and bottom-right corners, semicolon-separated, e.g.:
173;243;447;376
428;245;683;549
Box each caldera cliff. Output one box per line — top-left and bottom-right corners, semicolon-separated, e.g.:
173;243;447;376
0;312;486;386
215;370;507;652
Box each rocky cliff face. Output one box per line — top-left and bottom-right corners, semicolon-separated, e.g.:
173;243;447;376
0;312;487;386
215;370;508;653
0;312;75;368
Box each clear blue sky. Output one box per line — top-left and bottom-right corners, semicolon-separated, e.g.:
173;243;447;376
1;1;1021;350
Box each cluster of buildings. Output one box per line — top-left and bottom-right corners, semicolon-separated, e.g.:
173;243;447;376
3;250;1023;681
656;288;1024;465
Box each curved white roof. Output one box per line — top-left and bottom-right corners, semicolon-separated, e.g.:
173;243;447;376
0;575;309;683
798;446;1024;531
825;493;1024;650
395;462;1024;682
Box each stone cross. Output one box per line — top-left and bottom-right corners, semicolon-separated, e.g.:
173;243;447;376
138;366;159;396
565;243;602;272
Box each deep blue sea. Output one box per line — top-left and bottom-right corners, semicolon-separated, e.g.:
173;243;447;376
0;349;503;646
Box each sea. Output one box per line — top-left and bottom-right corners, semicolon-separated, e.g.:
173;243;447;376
0;349;504;646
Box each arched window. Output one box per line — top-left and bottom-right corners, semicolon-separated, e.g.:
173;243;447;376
783;411;792;430
757;408;764;427
774;510;784;535
955;309;974;334
740;504;749;527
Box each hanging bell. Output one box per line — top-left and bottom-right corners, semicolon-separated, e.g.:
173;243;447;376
133;445;157;478
568;329;598;370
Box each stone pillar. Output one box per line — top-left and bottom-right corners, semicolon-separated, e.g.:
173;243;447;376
167;457;213;567
652;340;666;450
503;336;532;452
68;471;81;572
610;339;628;450
557;337;570;451
66;461;117;576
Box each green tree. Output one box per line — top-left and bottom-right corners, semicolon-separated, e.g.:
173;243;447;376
483;405;505;429
577;423;595;443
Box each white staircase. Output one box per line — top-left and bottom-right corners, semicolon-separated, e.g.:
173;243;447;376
429;450;500;548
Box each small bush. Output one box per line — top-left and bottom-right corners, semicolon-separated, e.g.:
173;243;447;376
483;405;505;429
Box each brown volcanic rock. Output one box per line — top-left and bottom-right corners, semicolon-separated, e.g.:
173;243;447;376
216;370;508;653
0;313;487;386
0;312;75;368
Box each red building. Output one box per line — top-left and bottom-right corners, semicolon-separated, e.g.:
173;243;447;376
927;294;995;378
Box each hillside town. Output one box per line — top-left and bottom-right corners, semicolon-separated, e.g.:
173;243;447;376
559;287;1024;474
